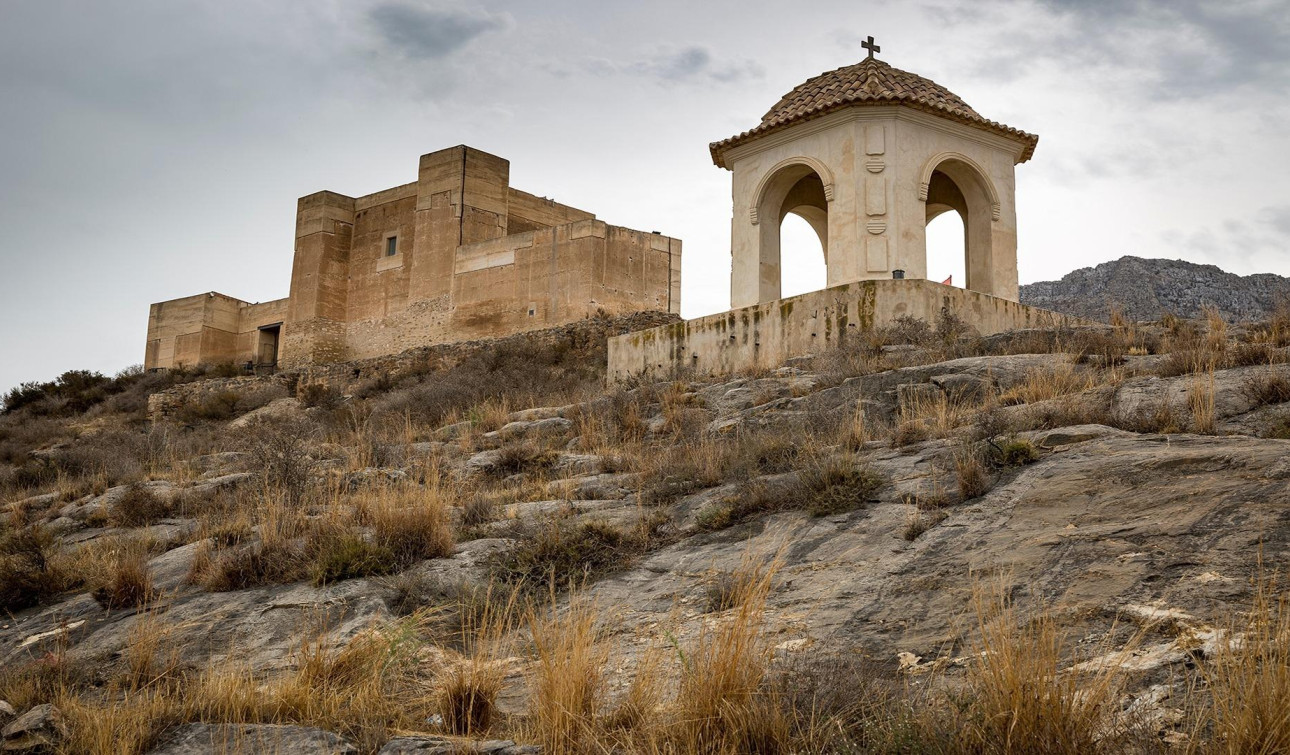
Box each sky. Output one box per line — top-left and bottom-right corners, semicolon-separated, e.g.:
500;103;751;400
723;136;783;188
1;0;1288;394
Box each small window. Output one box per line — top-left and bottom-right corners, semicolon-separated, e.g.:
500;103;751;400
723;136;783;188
385;236;398;257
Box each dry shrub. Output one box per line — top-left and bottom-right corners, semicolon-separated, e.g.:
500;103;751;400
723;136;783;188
1242;368;1290;407
955;444;992;500
990;436;1039;466
243;418;316;506
111;483;171;527
1196;574;1290;754
672;554;787;753
1000;363;1096;406
437;586;518;736
903;506;947;541
957;584;1132;754
770;651;929;752
1189;371;1217;435
838;403;870;450
801;456;884;516
1229;340;1281;367
1114;396;1185;434
92;546;156;610
1248;301;1290;347
491;442;559;478
895;390;981;446
527;591;609;753
495;514;663;590
460;493;499;528
179;616;434;751
360;483;455;566
639;437;731;505
0;526;68;612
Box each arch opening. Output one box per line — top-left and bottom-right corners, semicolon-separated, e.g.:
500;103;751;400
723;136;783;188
922;159;997;295
754;164;830;303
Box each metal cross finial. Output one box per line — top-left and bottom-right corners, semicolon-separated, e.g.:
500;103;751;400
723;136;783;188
862;35;880;59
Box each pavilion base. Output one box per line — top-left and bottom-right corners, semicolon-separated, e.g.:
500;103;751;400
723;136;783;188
607;279;1087;382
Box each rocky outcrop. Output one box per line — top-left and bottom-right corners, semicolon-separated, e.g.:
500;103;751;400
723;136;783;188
1019;256;1290;322
148;723;357;754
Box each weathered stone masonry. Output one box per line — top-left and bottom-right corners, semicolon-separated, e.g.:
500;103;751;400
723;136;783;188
144;146;682;371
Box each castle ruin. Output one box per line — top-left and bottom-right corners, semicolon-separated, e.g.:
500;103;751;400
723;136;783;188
144;146;681;371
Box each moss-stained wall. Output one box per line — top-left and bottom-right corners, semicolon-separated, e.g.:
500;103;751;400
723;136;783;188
607;279;1085;382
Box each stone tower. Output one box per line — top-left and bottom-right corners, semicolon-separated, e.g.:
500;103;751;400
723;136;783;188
710;51;1038;308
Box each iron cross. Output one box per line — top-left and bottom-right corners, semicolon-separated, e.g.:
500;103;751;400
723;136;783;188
862;35;881;59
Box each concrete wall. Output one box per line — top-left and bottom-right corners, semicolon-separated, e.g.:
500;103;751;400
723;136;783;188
723;107;1028;308
145;293;289;370
607;279;1082;382
147;145;680;371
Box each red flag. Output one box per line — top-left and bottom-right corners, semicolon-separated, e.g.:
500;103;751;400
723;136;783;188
941;275;953;285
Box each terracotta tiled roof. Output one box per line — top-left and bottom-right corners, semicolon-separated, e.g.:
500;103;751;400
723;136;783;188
710;58;1038;168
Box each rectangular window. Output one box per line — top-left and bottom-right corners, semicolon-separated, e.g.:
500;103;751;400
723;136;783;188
385;236;398;257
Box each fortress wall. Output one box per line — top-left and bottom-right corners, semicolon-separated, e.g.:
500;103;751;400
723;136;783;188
608;279;1082;382
506;187;594;234
345;192;418;322
340;220;682;361
145;293;246;370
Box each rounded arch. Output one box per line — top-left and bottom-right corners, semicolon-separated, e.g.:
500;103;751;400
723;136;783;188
748;158;833;303
750;156;835;226
916;151;1001;221
917;153;1003;296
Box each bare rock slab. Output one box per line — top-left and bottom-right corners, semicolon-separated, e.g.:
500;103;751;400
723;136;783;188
2;704;67;752
148;723;356;754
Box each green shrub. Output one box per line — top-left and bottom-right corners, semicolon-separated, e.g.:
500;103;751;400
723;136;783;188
991;438;1039;467
802;459;884;516
311;533;396;586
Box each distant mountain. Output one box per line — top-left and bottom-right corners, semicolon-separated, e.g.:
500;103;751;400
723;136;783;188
1019;256;1290;323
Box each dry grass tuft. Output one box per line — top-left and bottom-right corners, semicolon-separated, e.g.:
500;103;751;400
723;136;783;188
1195;573;1290;755
437;587;518;736
672;553;786;753
954;444;993;500
1189;371;1218;435
958;583;1130;754
527;590;609;754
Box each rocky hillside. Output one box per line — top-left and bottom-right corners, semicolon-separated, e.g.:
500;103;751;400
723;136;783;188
1020;255;1290;323
2;313;1290;753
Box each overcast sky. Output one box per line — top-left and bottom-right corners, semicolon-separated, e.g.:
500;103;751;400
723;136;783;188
1;0;1288;394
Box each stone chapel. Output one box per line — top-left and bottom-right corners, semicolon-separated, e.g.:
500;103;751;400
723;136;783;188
608;43;1078;379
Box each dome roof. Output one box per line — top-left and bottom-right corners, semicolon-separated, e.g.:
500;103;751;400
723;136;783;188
710;57;1038;168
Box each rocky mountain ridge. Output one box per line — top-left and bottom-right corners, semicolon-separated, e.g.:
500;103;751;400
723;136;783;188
1019;255;1290;323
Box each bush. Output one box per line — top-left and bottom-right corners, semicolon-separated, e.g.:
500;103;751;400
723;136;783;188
311;533;396;586
299;382;341;409
367;490;454;566
955;444;992;500
176;390;241;423
990;437;1039;466
92;549;155;609
490;442;558;478
802;458;884;516
1243;369;1290;407
0;527;66;612
191;539;305;592
111;483;170;527
494;515;662;590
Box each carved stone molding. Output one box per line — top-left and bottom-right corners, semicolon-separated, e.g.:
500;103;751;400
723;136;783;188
866;159;885;174
866;220;886;235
